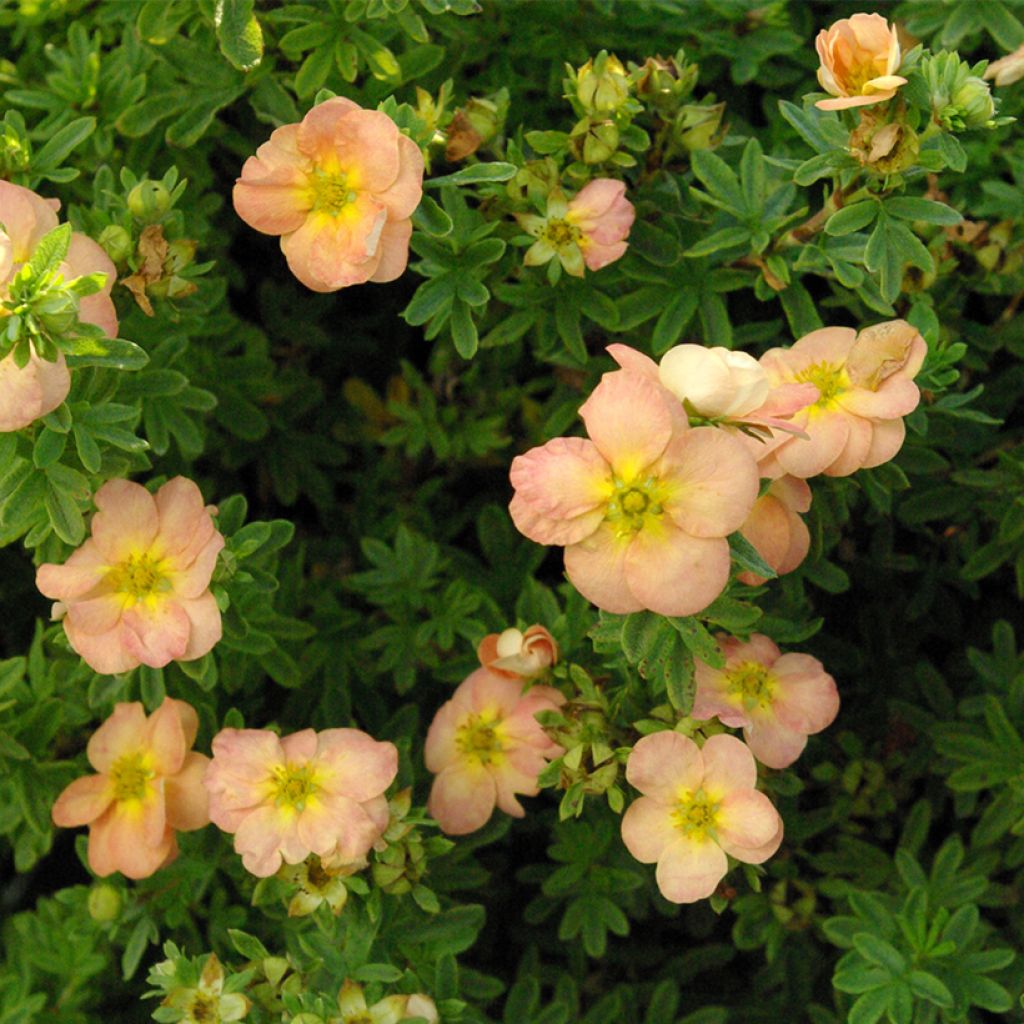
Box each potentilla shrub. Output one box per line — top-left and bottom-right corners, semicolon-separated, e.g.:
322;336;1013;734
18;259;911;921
0;3;1022;1024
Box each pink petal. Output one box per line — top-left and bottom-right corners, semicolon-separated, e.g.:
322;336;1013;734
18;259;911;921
785;326;858;372
172;532;225;599
66;235;118;336
64;621;139;675
121;600;190;668
753;382;819;420
232;804;291;877
146;697;188;776
64;592;125;636
428;762;497;835
578;369;672;479
179;591;222;661
861;417;906;469
605;343;659;381
775;410;851;479
815;92;895;110
296;96;362;164
424;700;463;773
36;542;109;602
463;668;525;718
233;167;311;236
654;836;728;903
165;752;210;831
154;478;215;559
743;721;808;770
716;789;780;854
822;413;873;476
729;815;783;865
87;703;148;773
0;350;45;431
620;796;680;863
509;436;611;519
375;134;424;220
280;203;386;292
88;805;174;879
699;733;757;796
316;729;399;802
90;480;160;563
564;523;642;614
509;491;604;547
368;217;412;283
771;657;840;735
52;774;113;827
280;729;318;762
626;731;703;801
623;526;730;617
582;239;628;271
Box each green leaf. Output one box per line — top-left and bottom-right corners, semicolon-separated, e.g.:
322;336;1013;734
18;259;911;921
852;933;905;975
847;986;890;1024
412;195;454;237
215;0;264;71
65;336;149;370
32;117;96;175
228;928;270;961
691;149;746;214
450;298;478;359
669;617;724;668
686;226;751;259
44;474;84;545
907;971;952;1008
884;197;961;225
729;531;776;579
426;162;517;187
25;224;72;280
824;201;879;237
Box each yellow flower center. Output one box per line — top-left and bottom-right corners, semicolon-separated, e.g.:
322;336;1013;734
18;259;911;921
671;789;720;841
106;551;171;601
272;762;320;811
605;475;670;539
456;712;505;766
543;217;583;250
795;361;848;409
309;169;358;216
187;993;219;1024
109;751;154;802
727;661;777;711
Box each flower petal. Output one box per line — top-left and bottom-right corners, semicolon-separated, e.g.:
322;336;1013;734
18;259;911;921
90;480;160;563
626;731;703;801
510;436;611;519
654;836;727;903
620;796;680;863
428;762;497;835
52;774;113;827
87;702;148;773
564;523;643;614
700;733;757;796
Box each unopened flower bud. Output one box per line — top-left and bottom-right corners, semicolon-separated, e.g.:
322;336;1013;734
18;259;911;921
127;179;171;221
98;225;132;264
575;52;630;114
951;76;996;128
88;883;122;922
659;344;770;418
635;52;698;112
675;102;725;152
570;118;619;164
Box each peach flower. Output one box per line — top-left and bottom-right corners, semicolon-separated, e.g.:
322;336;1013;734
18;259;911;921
477;624;558;679
621;732;783;903
51;698;210;879
233;97;424;292
815;14;907;111
693;634;840;769
738;476;812;586
36;477;225;675
509;363;759;616
609;343;817;440
757;320;927;479
518;179;635;277
985;44;1024;87
425;668;564;835
204;726;397;878
0;179;118;432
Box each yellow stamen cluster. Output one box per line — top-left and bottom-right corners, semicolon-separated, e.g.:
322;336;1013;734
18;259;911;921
605;474;669;539
543;217;583;250
272;762;320;811
456;712;504;766
671;789;720;842
727;661;777;710
106;552;170;601
309;169;357;216
109;751;154;802
795;361;848;408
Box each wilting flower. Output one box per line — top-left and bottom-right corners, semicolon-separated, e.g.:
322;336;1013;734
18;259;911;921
477;624;558;679
204;726;397;877
693;634;840;769
621;732;783;903
161;953;250;1024
36;477;225;675
510;363;759;616
757;320;928;478
331;980;439;1024
985;43;1024;87
51;698;210;879
814;14;907;111
425;668;564;835
233;97;425;292
738;476;812;586
280;853;364;917
0;179;118;432
518;179;635;277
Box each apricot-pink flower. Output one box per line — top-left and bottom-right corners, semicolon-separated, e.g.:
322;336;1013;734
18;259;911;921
204;727;398;877
693;634;840;769
519;179;635;276
51;698;210;879
757;320;927;479
425;668;564;835
233;97;424;292
510;362;759;616
0;179;118;432
477;624;558;679
815;14;907;111
621;732;783;903
36;477;225;675
738;476;812;586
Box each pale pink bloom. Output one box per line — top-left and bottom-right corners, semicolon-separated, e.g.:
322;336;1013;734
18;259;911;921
693;634;840;769
36;477;225;675
814;14;907;110
233;97;424;292
757;320;927;479
204;726;398;878
518;179;634;277
425;668;564;835
510;359;759;616
985;43;1024;87
0;179;118;432
621;732;783;903
477;624;558;679
51;698;210;879
738;476;812;586
611;343;817;440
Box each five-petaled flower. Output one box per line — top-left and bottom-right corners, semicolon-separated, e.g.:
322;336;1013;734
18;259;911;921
204;726;397;877
425;668;564;835
815;14;907;111
693;633;840;769
36;477;225;675
0;179;118;432
161;953;250;1024
233;97;425;292
509;357;760;616
51;698;210;879
620;731;783;903
518;179;634;277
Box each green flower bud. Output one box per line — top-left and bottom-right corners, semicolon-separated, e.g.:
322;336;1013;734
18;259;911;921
570;118;619;164
675;102;725;152
98;225;132;264
951;75;996;128
88;883;122;922
575;52;631;115
127;180;171;221
635;52;699;113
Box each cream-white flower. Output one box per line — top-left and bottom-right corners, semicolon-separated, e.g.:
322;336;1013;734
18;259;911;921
658;344;770;418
